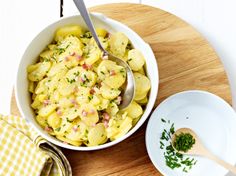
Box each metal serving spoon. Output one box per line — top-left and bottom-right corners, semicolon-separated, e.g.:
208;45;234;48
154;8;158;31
172;128;236;174
73;0;135;110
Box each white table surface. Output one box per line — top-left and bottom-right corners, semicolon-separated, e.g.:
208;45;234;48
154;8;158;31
0;0;236;174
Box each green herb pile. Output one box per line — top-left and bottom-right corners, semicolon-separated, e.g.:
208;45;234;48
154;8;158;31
174;133;195;152
160;118;197;173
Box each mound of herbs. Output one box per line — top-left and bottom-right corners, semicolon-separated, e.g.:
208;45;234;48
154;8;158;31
174;133;195;152
160;118;197;173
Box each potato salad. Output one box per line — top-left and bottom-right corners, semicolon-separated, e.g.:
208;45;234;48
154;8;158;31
27;25;151;146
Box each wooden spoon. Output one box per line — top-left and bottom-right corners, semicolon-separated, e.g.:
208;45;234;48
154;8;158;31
172;128;236;174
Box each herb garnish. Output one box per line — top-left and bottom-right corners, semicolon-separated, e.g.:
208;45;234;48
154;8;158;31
55;127;61;132
66;78;75;84
173;133;195;153
160;119;197;172
66;118;73;123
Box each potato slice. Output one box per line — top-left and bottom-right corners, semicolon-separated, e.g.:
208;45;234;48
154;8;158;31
36;115;47;128
136;96;148;104
58;78;76;96
76;87;90;104
87;123;107;146
123;101;143;119
106;102;119;116
47;112;61;129
57;36;83;63
109;32;129;58
97;60;126;88
66;66;97;87
38;104;57;117
62;107;80;121
55;25;83;42
95;95;109;111
28;62;51;81
79;104;99;126
66;121;88;141
96;28;107;38
56;135;82;146
137;67;146;75
127;49;145;71
100;83;121;100
110;116;132;141
134;72;151;100
54;117;73;136
28;81;35;93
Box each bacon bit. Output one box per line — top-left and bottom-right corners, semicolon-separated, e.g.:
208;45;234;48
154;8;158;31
82;110;88;117
103;112;110;120
80;77;85;83
82;63;92;70
82;63;87;69
109;70;116;76
104;120;109;128
72;125;78;132
91;123;96;127
44;126;53;132
64;56;70;61
70;99;77;105
43;99;50;106
89;88;95;94
56;110;62;116
74;104;79;108
90;109;95;114
76;54;82;61
70;52;75;56
116;96;122;105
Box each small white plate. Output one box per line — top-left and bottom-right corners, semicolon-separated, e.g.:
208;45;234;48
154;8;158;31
146;90;236;176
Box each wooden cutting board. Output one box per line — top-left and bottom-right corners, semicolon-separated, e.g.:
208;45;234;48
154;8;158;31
11;3;231;176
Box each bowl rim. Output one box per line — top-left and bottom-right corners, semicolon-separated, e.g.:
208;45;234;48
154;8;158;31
15;13;159;151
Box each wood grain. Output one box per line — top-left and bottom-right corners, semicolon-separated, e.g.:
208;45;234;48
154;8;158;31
11;3;231;176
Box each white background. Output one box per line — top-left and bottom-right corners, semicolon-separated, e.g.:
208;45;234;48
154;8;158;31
0;0;236;175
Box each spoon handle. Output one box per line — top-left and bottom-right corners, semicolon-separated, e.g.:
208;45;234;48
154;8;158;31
73;0;106;53
205;151;236;174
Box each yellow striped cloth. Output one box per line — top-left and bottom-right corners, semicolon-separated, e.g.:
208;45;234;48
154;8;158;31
0;114;72;176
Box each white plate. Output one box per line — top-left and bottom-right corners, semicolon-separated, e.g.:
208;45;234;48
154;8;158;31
146;90;236;176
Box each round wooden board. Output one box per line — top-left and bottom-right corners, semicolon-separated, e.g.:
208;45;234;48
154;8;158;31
11;3;231;176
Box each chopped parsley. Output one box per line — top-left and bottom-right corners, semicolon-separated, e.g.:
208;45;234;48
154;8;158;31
173;133;195;153
42;57;50;62
88;95;93;101
57;47;66;55
66;78;75;84
120;68;125;73
161;118;166;123
126;43;132;50
55;127;61;132
73;71;80;77
66;118;73;123
127;58;132;62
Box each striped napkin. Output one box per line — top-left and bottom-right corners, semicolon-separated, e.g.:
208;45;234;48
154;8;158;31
0;114;72;176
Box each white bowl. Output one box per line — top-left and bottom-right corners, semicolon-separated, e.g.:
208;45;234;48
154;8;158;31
16;13;159;151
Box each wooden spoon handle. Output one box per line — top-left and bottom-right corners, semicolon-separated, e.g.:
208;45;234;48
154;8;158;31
205;152;236;174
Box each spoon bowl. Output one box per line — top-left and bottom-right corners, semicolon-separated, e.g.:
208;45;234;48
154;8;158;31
172;128;236;174
171;128;203;155
73;0;135;109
